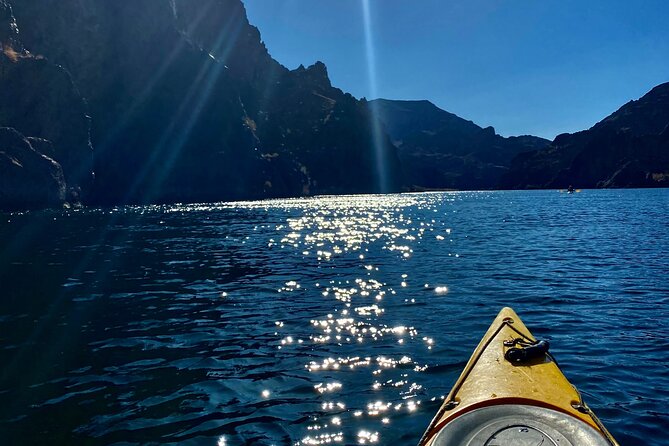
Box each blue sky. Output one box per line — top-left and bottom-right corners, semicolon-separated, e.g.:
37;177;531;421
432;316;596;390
243;0;669;139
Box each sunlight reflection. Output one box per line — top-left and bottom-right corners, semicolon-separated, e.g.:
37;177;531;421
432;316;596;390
242;193;462;445
357;430;379;444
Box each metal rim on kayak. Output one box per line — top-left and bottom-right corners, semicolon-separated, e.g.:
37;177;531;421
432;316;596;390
429;403;613;446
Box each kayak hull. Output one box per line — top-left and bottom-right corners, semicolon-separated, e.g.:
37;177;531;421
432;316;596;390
419;307;618;446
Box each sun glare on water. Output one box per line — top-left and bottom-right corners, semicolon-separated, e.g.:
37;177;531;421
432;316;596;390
210;193;462;444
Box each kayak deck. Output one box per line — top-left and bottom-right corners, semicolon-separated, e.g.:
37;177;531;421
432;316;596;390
419;307;618;446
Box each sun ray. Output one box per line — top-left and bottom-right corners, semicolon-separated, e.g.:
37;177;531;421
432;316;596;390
93;2;219;165
362;0;389;193
122;13;247;204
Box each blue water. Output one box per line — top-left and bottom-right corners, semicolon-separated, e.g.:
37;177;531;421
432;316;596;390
0;190;668;445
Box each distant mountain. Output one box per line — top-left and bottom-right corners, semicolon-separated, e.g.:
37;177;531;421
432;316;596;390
0;0;402;210
1;0;667;211
501;83;669;189
370;99;549;190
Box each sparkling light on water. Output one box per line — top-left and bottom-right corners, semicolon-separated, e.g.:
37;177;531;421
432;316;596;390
0;190;663;445
235;194;458;445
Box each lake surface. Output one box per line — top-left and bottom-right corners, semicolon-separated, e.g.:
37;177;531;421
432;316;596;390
1;189;668;445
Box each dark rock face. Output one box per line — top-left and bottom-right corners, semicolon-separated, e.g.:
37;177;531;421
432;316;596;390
2;0;401;209
171;1;403;195
8;0;261;204
0;0;20;49
0;127;66;209
3;0;663;210
0;50;93;197
370;99;549;190
501;83;669;189
0;0;92;207
247;64;403;195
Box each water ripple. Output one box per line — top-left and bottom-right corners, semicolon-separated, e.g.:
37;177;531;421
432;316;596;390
0;190;668;445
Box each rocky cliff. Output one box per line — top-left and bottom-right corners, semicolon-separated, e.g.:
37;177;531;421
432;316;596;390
0;0;92;206
370;99;549;190
0;0;401;210
0;127;66;210
501;83;669;189
2;0;666;211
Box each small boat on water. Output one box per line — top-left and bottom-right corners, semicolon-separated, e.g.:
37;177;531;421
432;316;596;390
419;307;618;446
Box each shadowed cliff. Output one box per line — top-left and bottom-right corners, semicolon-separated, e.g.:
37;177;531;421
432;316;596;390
0;0;93;207
0;127;66;209
1;0;666;211
1;0;402;209
501;83;669;189
370;99;549;190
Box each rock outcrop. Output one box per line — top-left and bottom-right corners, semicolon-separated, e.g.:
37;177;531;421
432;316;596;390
370;99;549;190
0;0;93;207
0;0;20;49
0;50;93;199
0;127;66;209
501;83;669;189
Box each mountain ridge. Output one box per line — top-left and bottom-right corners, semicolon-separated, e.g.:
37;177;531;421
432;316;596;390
0;0;667;211
501;81;669;189
370;98;550;190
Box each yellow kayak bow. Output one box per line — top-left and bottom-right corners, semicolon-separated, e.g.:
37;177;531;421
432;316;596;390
419;307;619;446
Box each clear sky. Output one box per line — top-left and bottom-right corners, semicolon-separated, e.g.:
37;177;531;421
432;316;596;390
243;0;669;139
